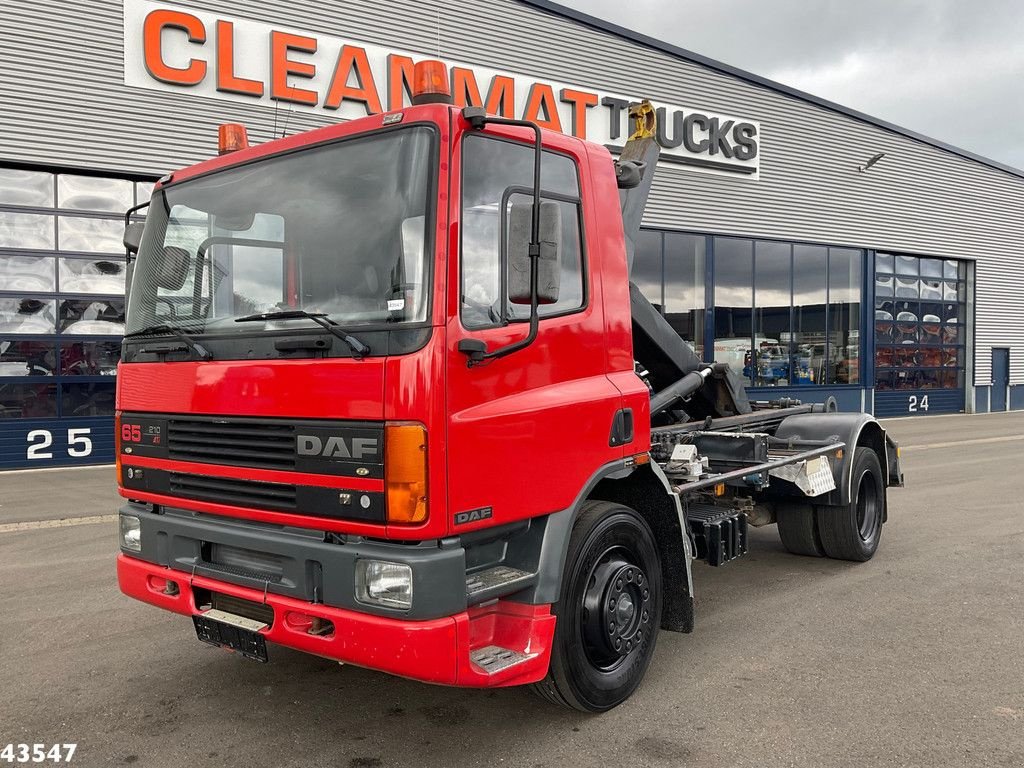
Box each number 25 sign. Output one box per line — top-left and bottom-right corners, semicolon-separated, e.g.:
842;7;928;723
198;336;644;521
26;428;93;460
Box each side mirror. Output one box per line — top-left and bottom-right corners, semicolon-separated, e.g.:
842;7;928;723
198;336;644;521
156;246;191;290
507;200;561;305
123;222;145;255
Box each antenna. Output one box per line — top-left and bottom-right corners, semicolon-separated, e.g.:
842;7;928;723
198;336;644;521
281;100;294;139
272;97;280;140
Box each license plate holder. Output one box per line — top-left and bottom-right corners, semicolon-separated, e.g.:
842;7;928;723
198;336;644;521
193;611;269;663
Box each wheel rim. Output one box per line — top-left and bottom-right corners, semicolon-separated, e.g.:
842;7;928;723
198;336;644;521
580;546;653;671
856;470;881;542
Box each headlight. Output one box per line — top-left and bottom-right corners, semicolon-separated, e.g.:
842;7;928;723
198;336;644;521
119;514;142;552
355;560;412;609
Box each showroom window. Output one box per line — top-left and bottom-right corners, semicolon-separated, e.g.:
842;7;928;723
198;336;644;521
753;241;791;383
715;237;863;387
632;230;705;350
0;167;149;420
874;252;966;391
634;231;864;388
713;238;754;378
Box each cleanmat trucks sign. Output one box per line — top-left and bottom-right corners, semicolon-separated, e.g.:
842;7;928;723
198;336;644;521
123;0;761;177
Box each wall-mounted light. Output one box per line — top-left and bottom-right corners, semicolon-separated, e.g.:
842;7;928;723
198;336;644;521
858;152;887;173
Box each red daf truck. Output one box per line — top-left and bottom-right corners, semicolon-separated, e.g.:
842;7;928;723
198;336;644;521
116;61;902;712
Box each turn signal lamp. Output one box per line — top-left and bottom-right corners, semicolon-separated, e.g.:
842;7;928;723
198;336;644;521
218;123;250;154
385;423;428;524
411;60;452;105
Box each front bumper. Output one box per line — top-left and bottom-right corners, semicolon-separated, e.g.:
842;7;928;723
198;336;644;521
118;554;555;687
116;502;556;686
120;502;465;620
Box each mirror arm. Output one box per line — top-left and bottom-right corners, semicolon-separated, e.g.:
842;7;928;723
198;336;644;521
123;201;151;262
459;107;544;366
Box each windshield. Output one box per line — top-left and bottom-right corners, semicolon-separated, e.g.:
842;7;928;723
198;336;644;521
127;126;436;336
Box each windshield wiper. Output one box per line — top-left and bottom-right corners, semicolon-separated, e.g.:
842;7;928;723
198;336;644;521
234;310;371;359
124;323;213;360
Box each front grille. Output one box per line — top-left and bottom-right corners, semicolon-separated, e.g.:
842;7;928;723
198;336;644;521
169;472;297;512
206;543;286;583
123;412;384;478
205;561;286;584
167;418;296;470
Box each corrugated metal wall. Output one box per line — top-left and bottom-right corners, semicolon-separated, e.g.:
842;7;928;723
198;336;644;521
2;0;1023;386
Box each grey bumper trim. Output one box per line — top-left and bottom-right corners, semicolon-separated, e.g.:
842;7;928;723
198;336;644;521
119;503;466;621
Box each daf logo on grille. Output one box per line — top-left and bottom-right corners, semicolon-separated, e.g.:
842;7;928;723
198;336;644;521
297;435;378;460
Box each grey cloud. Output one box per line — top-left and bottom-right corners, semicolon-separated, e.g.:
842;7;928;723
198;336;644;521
557;0;1024;169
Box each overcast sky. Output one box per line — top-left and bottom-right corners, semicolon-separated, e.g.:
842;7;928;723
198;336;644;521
559;0;1024;171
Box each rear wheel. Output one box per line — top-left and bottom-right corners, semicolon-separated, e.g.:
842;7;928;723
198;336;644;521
776;502;825;557
816;448;885;561
531;500;663;712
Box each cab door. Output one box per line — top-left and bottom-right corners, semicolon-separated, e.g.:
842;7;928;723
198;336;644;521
444;126;625;534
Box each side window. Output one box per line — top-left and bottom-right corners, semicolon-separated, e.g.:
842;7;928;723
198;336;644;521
461;135;585;328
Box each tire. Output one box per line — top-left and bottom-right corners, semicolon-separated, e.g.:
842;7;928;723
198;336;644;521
776;502;825;557
531;500;663;712
816;448;885;561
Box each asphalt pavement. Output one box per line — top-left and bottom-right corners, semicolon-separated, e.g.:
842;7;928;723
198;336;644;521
1;412;1022;767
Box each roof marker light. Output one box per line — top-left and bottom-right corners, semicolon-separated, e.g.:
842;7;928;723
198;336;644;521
411;60;452;105
218;123;250;155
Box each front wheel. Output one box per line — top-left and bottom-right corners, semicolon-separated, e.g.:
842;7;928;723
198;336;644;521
532;501;663;712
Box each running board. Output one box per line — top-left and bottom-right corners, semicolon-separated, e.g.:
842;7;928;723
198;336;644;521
466;565;535;604
470;645;533;674
687;505;748;566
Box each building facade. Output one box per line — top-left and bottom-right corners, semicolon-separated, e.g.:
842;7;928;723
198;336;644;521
1;0;1022;469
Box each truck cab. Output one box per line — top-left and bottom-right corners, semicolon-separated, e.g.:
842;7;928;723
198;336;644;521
117;63;901;712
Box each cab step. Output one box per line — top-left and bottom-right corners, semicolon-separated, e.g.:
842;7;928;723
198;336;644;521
465;565;535;603
470;645;532;674
686;504;748;566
